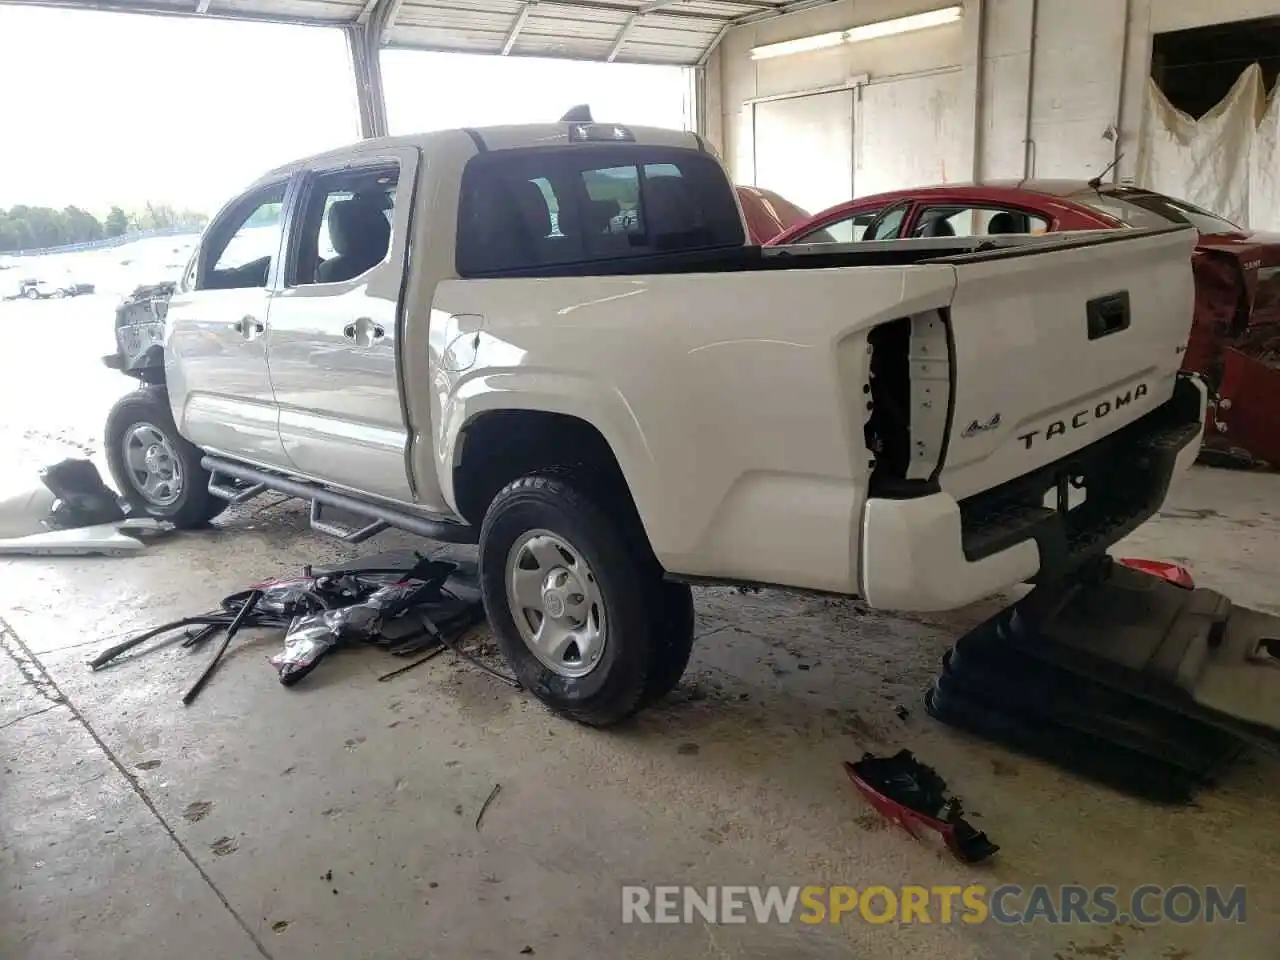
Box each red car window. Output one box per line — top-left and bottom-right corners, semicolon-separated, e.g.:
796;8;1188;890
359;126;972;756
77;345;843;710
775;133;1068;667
792;208;882;244
791;201;911;244
910;204;1050;238
865;203;911;241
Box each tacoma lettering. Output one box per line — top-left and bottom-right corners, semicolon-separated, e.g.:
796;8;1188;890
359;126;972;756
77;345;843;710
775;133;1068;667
1017;384;1148;450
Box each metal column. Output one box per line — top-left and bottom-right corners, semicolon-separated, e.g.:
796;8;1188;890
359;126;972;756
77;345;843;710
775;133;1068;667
346;0;404;139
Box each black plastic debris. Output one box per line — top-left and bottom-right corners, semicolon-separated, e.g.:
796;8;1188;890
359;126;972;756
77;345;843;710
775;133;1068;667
923;558;1265;804
89;552;488;700
270;559;471;685
39;458;126;529
843;750;998;864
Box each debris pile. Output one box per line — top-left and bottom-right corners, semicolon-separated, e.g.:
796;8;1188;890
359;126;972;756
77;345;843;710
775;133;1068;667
90;552;494;702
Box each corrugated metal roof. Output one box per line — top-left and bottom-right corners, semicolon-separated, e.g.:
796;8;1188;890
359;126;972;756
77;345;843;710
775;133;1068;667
385;0;791;65
5;0;836;66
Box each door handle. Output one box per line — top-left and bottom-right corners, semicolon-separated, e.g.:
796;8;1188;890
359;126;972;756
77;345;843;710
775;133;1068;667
237;315;265;340
1086;292;1130;341
344;318;386;347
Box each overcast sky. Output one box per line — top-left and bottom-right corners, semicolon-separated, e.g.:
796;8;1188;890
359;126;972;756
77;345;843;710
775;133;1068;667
0;6;690;215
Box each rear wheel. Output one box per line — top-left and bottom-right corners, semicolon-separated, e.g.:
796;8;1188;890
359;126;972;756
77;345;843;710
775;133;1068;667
24;288;39;300
479;472;663;727
641;581;695;706
104;387;225;528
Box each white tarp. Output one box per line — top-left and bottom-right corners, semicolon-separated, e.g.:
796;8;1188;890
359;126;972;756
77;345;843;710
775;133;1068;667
1251;89;1280;231
1137;65;1263;228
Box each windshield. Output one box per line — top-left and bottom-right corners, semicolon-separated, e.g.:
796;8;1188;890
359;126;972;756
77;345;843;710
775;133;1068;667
1068;187;1243;235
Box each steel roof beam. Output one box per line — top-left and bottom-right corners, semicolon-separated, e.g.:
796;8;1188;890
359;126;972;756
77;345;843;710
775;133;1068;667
501;2;533;55
606;12;635;61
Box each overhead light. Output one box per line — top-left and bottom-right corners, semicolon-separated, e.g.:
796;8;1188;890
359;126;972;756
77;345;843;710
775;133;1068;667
846;5;963;43
749;30;846;60
750;5;963;61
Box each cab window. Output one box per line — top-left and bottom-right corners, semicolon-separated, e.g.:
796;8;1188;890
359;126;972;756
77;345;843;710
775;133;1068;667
456;146;745;275
289;164;398;286
197;182;287;291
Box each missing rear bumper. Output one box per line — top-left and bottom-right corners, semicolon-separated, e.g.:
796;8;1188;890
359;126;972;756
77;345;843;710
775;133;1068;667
958;375;1206;581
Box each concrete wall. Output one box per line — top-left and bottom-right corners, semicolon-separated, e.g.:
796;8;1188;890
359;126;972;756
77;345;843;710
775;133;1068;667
709;0;1280;196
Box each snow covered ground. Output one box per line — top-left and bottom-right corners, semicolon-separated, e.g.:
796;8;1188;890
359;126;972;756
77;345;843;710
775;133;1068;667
0;233;197;302
0;235;197;497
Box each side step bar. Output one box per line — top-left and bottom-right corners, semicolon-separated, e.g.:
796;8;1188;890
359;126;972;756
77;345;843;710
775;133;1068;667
202;456;478;546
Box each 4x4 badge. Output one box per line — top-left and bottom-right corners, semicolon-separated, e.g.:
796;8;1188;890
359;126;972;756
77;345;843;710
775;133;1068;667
962;413;1001;438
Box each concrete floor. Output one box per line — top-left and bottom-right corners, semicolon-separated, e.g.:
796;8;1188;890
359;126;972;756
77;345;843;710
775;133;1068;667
2;465;1279;960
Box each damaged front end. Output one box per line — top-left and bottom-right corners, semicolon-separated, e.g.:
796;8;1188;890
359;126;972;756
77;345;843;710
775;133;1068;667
102;280;175;384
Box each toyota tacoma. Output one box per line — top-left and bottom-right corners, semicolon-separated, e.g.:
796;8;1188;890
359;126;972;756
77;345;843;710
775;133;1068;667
101;121;1207;725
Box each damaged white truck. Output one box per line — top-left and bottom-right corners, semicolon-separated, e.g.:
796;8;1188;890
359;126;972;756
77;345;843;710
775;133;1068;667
103;121;1210;726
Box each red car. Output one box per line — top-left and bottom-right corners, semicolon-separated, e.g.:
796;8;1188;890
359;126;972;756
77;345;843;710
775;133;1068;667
735;185;812;245
769;180;1280;468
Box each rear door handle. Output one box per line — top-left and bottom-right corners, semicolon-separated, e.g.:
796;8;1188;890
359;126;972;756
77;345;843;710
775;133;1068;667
234;316;264;340
344;318;385;347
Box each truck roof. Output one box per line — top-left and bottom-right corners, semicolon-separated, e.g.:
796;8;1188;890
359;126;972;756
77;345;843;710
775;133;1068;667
254;123;708;187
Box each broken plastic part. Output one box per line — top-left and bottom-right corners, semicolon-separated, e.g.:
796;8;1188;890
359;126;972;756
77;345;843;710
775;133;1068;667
39;459;126;529
1116;557;1194;589
843;750;998;864
269;567;457;685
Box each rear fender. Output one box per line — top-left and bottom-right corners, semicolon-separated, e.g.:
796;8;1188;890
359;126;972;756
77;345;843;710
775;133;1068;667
438;370;658;530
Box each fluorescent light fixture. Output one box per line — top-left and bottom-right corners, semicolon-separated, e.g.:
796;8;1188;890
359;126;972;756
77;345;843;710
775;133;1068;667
750;5;963;60
749;30;846;60
846;5;963;43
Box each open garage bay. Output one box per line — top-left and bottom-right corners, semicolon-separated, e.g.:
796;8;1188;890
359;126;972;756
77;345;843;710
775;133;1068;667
2;319;1279;957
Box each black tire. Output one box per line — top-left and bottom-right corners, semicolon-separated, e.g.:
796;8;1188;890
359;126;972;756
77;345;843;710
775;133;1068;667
641;580;695;706
104;386;225;528
478;472;662;727
24;288;39;300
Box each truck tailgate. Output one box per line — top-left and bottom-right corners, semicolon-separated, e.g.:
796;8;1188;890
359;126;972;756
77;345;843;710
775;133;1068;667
933;226;1198;500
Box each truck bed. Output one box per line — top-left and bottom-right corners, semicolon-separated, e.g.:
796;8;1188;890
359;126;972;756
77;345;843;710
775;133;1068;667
456;228;1182;279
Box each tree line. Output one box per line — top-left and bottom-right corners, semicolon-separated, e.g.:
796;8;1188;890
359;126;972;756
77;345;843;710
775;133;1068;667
0;202;209;253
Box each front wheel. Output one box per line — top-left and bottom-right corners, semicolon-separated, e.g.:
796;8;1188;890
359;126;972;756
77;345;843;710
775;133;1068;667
479;472;666;727
104;387;225;528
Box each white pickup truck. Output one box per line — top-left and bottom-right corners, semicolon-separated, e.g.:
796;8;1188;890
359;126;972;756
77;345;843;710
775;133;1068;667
103;121;1207;725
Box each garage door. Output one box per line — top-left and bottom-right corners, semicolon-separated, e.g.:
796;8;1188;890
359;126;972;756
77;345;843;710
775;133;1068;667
856;69;967;197
752;90;854;217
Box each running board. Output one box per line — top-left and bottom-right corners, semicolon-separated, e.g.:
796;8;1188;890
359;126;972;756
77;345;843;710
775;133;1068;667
201;456;477;545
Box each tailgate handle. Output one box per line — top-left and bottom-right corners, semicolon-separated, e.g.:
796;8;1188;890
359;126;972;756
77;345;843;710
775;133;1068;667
1087;292;1131;340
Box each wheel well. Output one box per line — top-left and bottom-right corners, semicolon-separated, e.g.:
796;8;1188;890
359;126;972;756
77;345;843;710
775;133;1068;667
452;410;634;527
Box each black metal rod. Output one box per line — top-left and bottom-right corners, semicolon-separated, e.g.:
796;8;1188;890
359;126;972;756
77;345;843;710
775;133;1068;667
183;590;261;706
91;616;228;670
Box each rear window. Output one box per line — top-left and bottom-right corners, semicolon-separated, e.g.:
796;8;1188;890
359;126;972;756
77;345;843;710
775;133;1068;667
1067;188;1242;235
456;146;746;276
